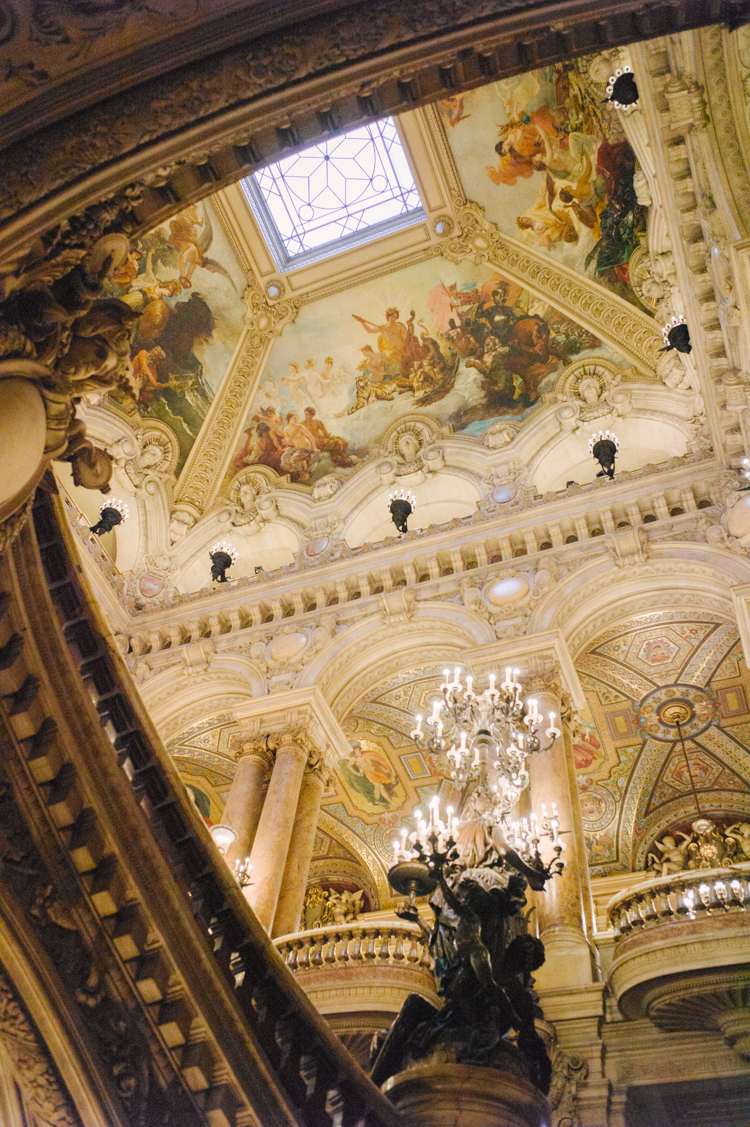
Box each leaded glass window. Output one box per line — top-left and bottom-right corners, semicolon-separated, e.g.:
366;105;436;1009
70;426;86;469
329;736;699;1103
242;118;425;270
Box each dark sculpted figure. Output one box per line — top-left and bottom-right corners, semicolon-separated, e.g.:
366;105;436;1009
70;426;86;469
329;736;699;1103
209;550;233;583
89;507;124;536
372;861;552;1093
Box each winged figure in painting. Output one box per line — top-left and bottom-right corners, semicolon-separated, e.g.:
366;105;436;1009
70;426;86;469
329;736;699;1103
167;205;236;290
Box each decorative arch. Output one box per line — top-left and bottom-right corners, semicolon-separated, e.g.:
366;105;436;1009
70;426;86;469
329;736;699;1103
142;654;263;733
297;604;494;708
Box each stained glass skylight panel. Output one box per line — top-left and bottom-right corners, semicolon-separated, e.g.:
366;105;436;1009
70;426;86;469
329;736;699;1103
243;118;425;269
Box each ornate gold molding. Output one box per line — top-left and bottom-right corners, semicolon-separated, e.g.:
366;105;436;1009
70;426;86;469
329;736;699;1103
0;970;78;1127
703;25;750;238
174;279;300;514
439;202;661;377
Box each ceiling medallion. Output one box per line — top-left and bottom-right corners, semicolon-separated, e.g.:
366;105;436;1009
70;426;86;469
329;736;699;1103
638;684;717;742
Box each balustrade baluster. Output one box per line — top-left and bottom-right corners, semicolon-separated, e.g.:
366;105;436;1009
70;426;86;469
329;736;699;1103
297;937;311;972
362;928;377;960
656;886;675;920
405;931;420;963
285;941;300;971
339;929;353;965
310;935;324;968
323;934;338;966
392;927;406;962
642;892;658;923
349;928;364;962
729;878;745;906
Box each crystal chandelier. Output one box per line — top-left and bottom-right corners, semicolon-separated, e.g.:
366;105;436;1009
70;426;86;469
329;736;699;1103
390;666;566;909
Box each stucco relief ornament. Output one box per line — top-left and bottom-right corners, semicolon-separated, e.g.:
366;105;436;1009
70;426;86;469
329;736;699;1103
479;463;532;514
312;474;342;501
0;234;140;504
557;358;625;426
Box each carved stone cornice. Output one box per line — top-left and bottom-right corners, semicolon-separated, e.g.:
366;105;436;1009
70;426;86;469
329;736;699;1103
702;24;750;237
439;201;661;377
231;686;350;770
174;280;300;515
0;0;743;260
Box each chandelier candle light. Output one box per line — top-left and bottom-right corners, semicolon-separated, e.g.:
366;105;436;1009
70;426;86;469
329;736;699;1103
209;540;238;583
388;488;416;535
389;666;566;914
660;314;692;354
588;430;619;479
89;498;129;536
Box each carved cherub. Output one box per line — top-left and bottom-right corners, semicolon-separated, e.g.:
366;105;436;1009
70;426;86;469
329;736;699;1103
647;831;693;876
725;822;750;861
321;888;363;925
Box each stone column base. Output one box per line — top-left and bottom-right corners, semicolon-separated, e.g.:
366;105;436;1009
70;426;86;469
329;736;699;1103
383;1062;552;1127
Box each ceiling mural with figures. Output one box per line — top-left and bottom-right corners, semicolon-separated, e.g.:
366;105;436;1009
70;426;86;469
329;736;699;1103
438;57;649;312
229;256;633;486
331;665;465;869
574;613;750;877
104;199;247;474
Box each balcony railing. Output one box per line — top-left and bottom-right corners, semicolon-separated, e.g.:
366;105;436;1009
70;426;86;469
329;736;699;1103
275;919;433;973
607;863;750;939
5;480;404;1127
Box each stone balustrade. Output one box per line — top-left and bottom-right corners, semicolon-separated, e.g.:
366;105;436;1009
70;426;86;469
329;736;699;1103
606;862;750;1055
274;918;440;1067
607;863;750;939
275;918;434;973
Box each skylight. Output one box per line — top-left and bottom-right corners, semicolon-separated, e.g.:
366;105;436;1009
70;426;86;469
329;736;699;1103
243;118;425;271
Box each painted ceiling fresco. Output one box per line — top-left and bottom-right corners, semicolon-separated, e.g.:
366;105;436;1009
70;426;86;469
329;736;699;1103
105;199;246;473
438;58;648;312
574;612;750;876
231;256;631;485
328;665;463;872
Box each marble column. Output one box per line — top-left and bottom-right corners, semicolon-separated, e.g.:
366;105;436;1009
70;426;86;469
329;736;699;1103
527;686;593;990
246;733;308;931
271;759;327;938
223;746;271;871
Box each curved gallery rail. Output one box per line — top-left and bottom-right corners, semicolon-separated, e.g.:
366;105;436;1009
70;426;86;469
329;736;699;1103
0;477;403;1127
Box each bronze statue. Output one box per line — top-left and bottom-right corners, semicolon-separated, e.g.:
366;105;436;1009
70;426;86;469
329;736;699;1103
371;863;552;1094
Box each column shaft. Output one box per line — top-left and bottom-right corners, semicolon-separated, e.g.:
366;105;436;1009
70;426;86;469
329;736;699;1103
528;688;592;989
223;752;269;870
271;765;326;938
247;738;307;931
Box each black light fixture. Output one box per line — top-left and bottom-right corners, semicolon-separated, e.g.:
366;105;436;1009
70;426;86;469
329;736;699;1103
209;540;237;583
89;498;129;536
588;430;620;479
660;315;692;354
388;489;416;535
606;66;639;108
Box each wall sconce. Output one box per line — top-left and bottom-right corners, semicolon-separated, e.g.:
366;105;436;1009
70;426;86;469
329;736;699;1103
209;540;237;583
210;824;237;855
388;489;416;535
660;315;692;354
588;430;620;479
233;858;252;887
606;66;639;108
89;498;129;536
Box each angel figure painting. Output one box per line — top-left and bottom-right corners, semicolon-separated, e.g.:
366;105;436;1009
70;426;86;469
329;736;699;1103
439;57;649;310
105;201;246;472
233;256;628;486
337;740;405;815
